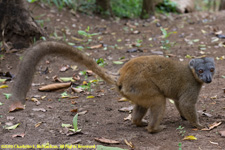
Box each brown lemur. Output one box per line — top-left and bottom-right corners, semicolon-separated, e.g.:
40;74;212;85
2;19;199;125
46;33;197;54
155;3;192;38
9;41;215;133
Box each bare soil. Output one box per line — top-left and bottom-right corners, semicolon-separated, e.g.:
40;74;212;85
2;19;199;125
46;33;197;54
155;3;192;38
0;3;225;150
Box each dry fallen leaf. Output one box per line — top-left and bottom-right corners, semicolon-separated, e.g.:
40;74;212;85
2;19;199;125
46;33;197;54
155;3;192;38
210;95;217;99
197;110;212;117
124;114;132;121
118;97;128;102
69;96;79;99
73;75;80;81
30;98;41;105
202;122;222;131
60;127;82;136
71;87;83;93
78;110;88;115
118;106;134;112
52;75;63;82
38;82;71;91
209;141;218;145
214;30;223;35
41;96;46;100
219;130;225;137
71;65;78;71
124;139;135;149
90;44;103;49
31;98;39;102
86;70;94;76
133;30;140;34
126;22;136;29
32;108;46;112
95;137;120;144
71;36;84;42
35;122;43;128
7;116;15;120
12;133;25;138
70;108;78;113
60;65;70;72
9;101;25;112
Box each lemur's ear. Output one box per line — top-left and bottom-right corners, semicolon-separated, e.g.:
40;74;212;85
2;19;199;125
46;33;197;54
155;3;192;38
189;59;196;69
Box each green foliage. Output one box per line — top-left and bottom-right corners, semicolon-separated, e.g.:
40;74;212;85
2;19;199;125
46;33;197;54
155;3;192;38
61;91;68;97
72;114;81;132
178;142;182;150
76;82;92;91
3;93;12;100
160;27;176;51
40;0;77;11
97;145;127;150
195;0;220;11
78;30;99;38
0;55;4;60
27;0;38;3
111;0;142;18
38;0;178;18
39;0;96;14
176;126;186;137
156;0;177;13
96;58;107;67
77;0;96;15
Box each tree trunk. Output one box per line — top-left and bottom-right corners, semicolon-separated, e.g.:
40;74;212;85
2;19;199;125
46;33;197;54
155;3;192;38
0;0;46;49
219;0;225;10
141;0;155;19
95;0;112;15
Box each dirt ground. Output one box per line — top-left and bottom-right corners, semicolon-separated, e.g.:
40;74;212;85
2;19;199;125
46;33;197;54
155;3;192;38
0;3;225;150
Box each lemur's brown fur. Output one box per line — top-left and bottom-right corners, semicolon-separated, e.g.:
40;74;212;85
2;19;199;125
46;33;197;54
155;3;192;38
10;41;215;133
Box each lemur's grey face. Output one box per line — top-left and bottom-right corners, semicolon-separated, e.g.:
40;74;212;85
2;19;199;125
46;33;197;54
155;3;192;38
189;57;215;83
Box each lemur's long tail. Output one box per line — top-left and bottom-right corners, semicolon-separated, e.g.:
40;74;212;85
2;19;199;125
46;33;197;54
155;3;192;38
10;41;116;110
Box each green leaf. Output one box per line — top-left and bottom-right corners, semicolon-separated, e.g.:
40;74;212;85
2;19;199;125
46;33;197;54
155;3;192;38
27;0;38;3
119;56;125;60
113;61;124;65
211;37;219;43
5;123;20;130
40;36;46;41
60;77;74;82
0;85;8;88
3;93;12;99
0;79;6;82
61;123;72;128
117;39;122;42
68;42;75;46
96;58;106;67
193;39;199;42
89;79;98;83
86;26;90;32
169;99;174;104
72;114;81;132
0;102;3;106
86;95;95;99
78;30;88;36
76;46;84;50
183;135;197;140
97;145;127;150
185;55;192;59
160;27;168;38
176;125;184;130
61;91;68;97
79;70;87;76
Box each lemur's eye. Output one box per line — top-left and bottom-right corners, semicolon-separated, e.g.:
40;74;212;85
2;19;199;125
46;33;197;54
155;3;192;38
210;68;214;72
199;69;204;73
